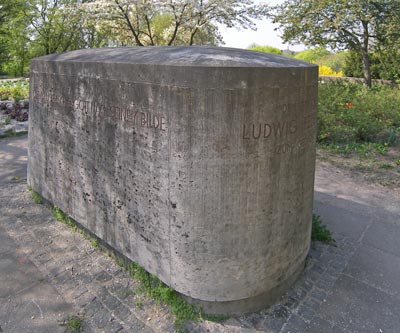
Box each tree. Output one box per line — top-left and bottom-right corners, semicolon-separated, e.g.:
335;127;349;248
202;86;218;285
0;0;26;27
0;0;30;76
25;0;88;55
268;0;400;87
294;47;330;63
248;44;282;55
344;48;400;82
0;0;112;76
82;0;266;47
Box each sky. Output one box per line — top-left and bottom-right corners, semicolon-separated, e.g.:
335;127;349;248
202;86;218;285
219;0;306;52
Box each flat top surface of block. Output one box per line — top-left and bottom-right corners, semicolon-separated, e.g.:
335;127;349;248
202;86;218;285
32;46;315;68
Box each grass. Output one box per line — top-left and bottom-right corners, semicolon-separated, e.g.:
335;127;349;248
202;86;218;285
311;214;334;244
91;238;100;249
323;142;390;158
60;314;84;333
27;186;44;204
52;206;86;236
39;203;218;331
121;259;204;329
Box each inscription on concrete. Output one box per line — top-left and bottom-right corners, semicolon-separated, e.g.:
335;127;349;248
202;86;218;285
242;120;297;139
28;47;318;314
73;99;167;130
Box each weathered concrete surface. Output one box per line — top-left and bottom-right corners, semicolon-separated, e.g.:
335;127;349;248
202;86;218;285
28;46;318;313
3;135;400;332
0;135;172;333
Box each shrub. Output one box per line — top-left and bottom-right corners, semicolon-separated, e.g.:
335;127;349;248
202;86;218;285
248;45;283;55
295;47;330;63
311;214;333;243
318;81;400;145
0;79;29;101
319;65;343;77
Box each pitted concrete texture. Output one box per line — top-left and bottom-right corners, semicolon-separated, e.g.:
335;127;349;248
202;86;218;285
2;135;400;332
186;163;400;332
28;47;318;313
1;136;173;333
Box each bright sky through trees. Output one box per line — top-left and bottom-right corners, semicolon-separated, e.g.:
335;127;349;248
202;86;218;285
219;0;305;51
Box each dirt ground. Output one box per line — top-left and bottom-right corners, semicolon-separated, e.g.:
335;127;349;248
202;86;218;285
317;145;400;190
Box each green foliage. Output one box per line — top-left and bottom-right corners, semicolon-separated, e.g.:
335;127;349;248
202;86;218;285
311;214;333;244
379;163;393;169
248;45;282;55
127;262;199;328
52;206;82;233
83;0;266;47
344;50;400;82
202;313;230;323
344;51;365;79
323;142;391;159
115;256;230;328
61;315;83;333
1;0;268;76
294;47;330;63
318;81;400;145
91;238;100;249
0;0;31;77
293;48;346;74
9;86;24;102
269;0;400;86
52;206;67;222
27;186;43;204
31;192;43;204
0;80;29;100
319;52;347;73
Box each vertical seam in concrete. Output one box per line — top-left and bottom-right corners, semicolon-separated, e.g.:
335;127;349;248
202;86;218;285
167;101;172;285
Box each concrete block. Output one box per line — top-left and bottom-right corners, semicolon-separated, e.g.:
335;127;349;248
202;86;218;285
28;46;318;314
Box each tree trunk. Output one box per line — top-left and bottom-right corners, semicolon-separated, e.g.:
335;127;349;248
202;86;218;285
189;27;198;46
361;47;372;88
168;22;180;46
361;20;372;88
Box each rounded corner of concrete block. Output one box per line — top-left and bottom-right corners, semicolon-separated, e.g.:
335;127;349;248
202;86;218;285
181;257;307;315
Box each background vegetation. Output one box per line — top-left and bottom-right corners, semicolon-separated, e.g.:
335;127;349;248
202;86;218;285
0;79;29;101
318;82;400;145
268;0;400;87
0;0;266;77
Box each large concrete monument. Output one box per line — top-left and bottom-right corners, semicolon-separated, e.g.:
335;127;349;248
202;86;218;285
28;46;318;314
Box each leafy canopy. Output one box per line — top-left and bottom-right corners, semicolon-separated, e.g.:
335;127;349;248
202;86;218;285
82;0;267;46
268;0;400;86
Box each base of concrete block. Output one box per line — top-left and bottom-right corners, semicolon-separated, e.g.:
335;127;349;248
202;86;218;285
181;259;306;315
